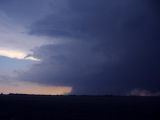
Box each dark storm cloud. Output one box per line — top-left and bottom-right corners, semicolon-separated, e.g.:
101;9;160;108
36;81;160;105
20;0;160;95
0;0;52;25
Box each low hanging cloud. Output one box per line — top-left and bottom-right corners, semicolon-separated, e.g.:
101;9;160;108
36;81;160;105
18;0;160;95
128;89;160;96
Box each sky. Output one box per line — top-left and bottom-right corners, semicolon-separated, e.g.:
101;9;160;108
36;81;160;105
0;0;159;95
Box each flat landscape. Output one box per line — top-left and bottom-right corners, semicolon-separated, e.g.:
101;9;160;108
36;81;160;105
0;95;160;120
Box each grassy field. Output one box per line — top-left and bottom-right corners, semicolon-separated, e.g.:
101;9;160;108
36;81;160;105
0;94;160;120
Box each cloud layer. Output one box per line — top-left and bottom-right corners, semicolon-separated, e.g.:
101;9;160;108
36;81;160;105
0;10;54;61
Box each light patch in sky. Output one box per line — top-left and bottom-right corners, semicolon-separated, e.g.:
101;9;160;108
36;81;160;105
0;81;72;95
0;48;40;61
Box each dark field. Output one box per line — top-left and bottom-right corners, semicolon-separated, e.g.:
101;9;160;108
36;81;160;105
0;95;160;120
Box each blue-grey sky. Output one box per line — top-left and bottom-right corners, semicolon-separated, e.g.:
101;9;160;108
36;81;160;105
0;0;160;95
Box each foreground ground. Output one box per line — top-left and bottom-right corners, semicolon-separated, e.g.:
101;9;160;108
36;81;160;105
0;95;160;120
